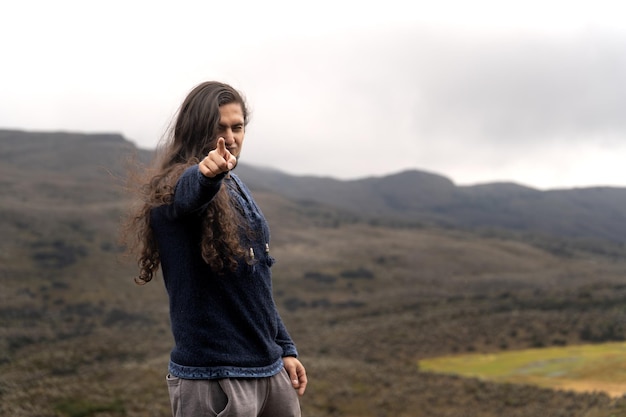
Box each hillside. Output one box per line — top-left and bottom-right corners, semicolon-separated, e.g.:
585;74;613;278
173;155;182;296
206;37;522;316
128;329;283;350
236;164;626;243
2;130;626;417
4;128;626;244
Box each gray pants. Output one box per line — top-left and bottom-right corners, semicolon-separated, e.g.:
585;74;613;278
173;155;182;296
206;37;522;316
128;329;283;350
166;369;301;417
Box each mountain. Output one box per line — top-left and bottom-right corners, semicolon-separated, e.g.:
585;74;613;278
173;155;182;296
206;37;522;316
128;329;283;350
237;162;626;243
5;129;624;243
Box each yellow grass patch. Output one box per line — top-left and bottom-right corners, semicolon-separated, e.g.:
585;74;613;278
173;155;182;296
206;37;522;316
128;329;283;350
419;342;626;397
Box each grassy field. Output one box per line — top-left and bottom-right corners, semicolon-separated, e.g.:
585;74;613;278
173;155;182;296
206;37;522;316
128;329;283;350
420;342;626;397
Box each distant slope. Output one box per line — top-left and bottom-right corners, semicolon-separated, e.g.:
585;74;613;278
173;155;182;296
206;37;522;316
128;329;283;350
0;129;152;176
3;129;626;243
236;164;626;243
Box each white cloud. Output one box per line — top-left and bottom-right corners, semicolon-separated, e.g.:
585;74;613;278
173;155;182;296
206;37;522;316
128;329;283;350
1;0;626;188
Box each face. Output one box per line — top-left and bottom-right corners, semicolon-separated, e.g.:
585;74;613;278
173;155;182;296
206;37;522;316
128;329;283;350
217;102;245;159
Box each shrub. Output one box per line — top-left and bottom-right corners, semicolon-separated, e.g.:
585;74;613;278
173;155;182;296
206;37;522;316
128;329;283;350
340;268;375;280
54;398;125;417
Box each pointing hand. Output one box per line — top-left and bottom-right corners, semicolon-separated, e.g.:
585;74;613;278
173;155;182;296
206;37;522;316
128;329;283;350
199;137;237;178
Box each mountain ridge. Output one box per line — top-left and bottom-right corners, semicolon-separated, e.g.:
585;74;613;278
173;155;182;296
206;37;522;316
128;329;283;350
3;128;625;243
235;161;626;243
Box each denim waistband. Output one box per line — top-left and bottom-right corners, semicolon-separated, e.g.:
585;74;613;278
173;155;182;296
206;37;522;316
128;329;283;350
168;357;284;379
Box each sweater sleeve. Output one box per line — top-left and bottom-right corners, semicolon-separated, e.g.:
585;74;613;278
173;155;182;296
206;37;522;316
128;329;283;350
160;166;225;219
275;310;298;357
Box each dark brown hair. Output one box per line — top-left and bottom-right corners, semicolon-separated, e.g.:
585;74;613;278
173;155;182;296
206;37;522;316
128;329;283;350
123;81;250;284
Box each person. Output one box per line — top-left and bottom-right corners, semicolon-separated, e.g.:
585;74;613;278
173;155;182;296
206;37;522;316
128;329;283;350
124;81;307;416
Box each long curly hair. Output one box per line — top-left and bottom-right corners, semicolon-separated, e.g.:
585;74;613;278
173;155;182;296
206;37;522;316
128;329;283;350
123;81;250;284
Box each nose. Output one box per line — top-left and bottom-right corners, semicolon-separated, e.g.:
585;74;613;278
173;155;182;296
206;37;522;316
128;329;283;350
223;129;235;145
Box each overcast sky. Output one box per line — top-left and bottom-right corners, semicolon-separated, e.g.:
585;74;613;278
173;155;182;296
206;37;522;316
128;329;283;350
1;0;625;189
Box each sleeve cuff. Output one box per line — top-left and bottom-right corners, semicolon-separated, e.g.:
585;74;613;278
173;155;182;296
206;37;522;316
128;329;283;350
282;345;299;358
196;166;227;187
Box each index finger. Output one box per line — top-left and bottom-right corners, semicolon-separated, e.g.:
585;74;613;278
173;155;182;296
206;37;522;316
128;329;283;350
216;137;227;156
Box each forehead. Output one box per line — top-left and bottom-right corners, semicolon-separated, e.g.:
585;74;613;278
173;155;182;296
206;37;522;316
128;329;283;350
218;103;244;124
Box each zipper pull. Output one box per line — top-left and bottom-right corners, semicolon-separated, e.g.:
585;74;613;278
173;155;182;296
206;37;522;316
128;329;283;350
265;243;270;253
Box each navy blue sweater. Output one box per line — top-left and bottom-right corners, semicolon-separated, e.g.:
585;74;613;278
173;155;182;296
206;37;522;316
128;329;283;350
150;166;298;379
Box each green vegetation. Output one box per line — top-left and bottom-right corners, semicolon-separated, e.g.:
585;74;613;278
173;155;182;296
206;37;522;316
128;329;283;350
420;342;626;396
54;398;125;417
